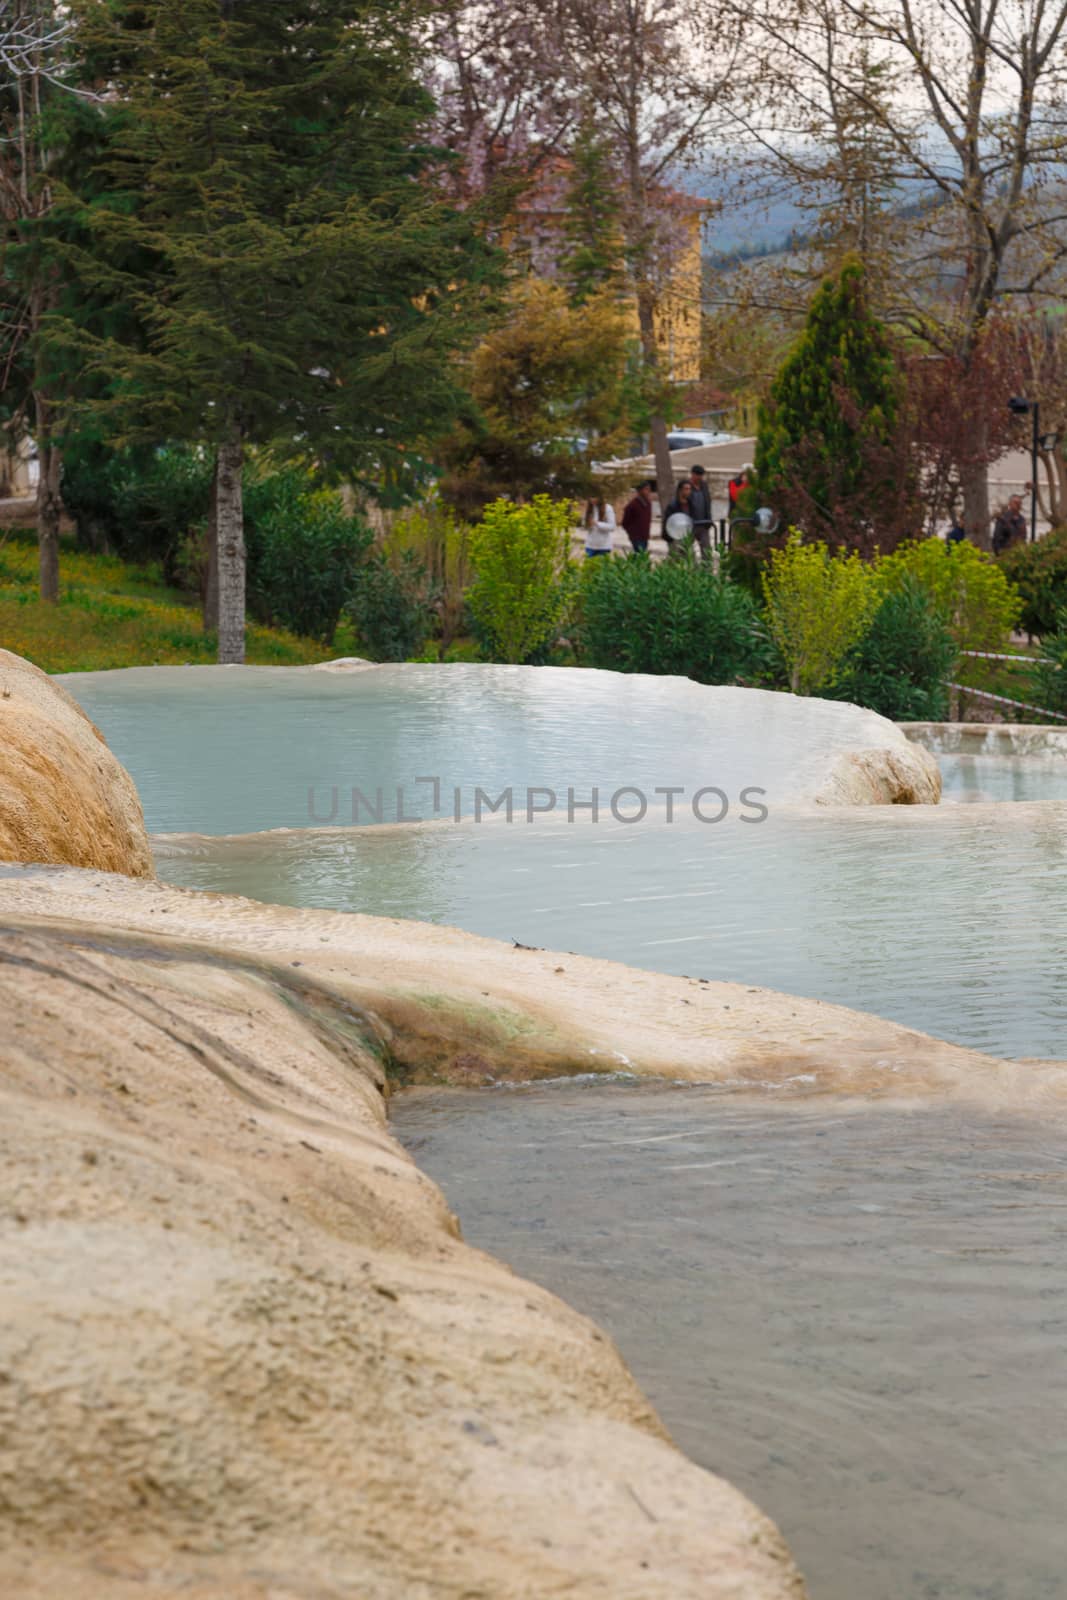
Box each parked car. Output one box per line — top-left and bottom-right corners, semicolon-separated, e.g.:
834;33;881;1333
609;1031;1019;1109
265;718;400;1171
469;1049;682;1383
666;429;738;451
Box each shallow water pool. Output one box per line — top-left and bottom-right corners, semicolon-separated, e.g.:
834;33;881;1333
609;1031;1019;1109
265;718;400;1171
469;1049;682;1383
62;663;893;833
154;804;1067;1061
395;1082;1067;1600
939;752;1067;804
63;665;1067;1061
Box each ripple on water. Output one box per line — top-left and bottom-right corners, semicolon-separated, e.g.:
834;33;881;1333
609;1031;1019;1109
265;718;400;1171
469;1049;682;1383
60;664;1067;1060
394;1082;1067;1600
151;805;1067;1062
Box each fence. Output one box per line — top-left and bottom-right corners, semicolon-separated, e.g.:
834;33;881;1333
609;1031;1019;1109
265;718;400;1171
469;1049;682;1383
950;649;1066;723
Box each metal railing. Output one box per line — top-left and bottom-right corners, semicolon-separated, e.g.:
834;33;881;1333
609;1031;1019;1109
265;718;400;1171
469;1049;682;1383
950;648;1066;722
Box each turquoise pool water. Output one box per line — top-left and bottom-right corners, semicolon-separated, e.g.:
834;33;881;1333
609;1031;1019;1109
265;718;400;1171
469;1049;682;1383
63;665;1067;1061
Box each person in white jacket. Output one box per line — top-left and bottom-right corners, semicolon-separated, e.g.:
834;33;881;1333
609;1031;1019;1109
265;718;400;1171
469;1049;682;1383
583;495;616;557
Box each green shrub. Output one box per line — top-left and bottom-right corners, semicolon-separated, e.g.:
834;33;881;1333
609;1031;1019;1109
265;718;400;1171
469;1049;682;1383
877;536;1021;652
761;534;878;694
62;444;214;582
826;577;955;720
243;472;373;643
579;552;769;683
999;527;1067;638
467;495;573;664
1033;605;1067;715
347;550;434;661
383;504;473;657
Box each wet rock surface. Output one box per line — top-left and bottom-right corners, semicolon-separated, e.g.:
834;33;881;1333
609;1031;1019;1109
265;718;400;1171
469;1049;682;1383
0;911;806;1600
0;648;152;876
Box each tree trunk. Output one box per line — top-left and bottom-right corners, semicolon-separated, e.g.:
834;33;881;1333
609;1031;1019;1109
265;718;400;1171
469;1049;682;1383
649;416;674;519
636;293;674;524
203;456;219;631
35;421;62;604
215;430;245;664
1037;441;1065;529
961;457;991;550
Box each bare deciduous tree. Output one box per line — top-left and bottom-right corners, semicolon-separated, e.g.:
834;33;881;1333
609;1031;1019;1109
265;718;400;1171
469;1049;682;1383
555;0;744;499
425;1;576;203
730;0;1067;544
429;0;747;504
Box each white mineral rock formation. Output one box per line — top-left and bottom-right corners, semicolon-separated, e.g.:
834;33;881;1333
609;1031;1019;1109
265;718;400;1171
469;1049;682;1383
0;647;152;875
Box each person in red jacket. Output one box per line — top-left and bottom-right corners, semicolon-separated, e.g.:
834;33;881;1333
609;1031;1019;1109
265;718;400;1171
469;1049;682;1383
728;463;753;510
621;479;654;553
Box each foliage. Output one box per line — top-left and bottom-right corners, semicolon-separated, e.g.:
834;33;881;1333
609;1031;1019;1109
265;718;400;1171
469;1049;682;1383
579;553;770;684
557;117;625;305
62;448;373;643
877;537;1021;653
737;0;1067;548
0;528;327;671
61;444;213;581
998;527;1067;638
347;552;435;663
906;317;1025;536
467;495;574;663
755;255;916;555
45;0;498;655
826;578;954;720
239;473;373;644
700;299;790;427
385;504;474;657
1033;606;1067;716
55;0;495;479
761;533;878;695
439;278;639;516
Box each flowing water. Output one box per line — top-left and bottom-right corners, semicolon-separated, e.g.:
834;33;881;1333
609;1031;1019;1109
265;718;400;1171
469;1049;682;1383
395;1081;1067;1600
63;664;1067;1061
55;664;1067;1596
939;753;1067;804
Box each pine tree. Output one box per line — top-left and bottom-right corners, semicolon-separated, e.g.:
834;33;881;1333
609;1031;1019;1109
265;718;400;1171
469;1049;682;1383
557;118;624;306
50;0;495;661
754;255;916;555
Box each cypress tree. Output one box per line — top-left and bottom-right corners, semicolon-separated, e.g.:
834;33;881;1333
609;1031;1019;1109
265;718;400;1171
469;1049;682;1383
754;254;915;555
49;0;496;661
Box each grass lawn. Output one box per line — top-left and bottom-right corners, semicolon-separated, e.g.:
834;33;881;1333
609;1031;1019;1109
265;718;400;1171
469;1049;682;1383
0;526;338;673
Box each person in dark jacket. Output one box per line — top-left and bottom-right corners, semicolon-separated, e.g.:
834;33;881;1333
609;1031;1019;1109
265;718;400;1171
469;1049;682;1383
946;515;967;545
621;480;654;552
992;495;1027;554
662;480;694;555
687;465;713;560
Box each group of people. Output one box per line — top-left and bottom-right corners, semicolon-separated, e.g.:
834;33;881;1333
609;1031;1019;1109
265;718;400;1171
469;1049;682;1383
582;464;753;560
586;476;1034;560
946;494;1029;554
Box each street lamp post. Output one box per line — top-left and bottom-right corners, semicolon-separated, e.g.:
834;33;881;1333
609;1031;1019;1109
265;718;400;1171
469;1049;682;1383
1007;397;1058;542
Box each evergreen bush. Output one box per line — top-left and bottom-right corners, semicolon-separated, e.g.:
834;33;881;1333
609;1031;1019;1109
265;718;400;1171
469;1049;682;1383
347;551;434;661
1033;605;1067;715
580;554;769;683
62;445;213;583
243;472;373;643
827;578;955;720
999;528;1067;638
755;255;916;555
